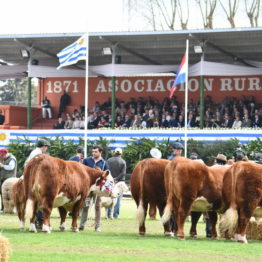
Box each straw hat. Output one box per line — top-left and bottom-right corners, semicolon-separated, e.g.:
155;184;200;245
215;153;227;162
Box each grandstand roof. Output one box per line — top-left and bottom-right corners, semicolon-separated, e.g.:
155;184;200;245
0;27;261;68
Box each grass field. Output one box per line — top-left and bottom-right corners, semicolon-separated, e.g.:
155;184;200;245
1;199;261;262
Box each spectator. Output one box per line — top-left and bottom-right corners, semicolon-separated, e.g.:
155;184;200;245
242;113;252;128
41;96;52;119
232;115;242;129
64;114;73;129
58;91;71;118
233;143;246;162
79;116;86;129
97;116;109;128
53;117;65;129
0;148;17;211
177;115;184;128
88;114;98;129
221;113;232;128
131;114;141;128
115;115;123;128
72;109;81;119
79;145;109;232
122;115;132;128
187;113;196;128
107;148;126;218
168;142;184;160
0;109;5;125
252;113;262;128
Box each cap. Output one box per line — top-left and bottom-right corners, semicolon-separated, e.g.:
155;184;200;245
0;148;8;155
189;152;198;160
150;148;162;159
114;148;122;155
172;142;184;150
237;143;242;147
36;139;50;147
215;153;227;162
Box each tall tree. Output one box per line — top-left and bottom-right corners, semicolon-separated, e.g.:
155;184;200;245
219;0;239;28
245;0;260;27
124;0;178;30
177;0;189;29
196;0;217;29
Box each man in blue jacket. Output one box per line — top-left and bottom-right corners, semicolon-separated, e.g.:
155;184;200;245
79;145;109;232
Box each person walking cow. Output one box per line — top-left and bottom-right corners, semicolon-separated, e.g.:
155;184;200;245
0;148;17;212
79;145;109;232
107;148;126;219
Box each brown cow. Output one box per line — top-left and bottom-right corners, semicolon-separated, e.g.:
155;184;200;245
131;158;172;236
219;161;262;243
23;154;109;233
13;177;26;230
162;157;230;240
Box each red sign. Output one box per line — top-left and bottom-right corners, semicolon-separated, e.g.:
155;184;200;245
41;76;262;114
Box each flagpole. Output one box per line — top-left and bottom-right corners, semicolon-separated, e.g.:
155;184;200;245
184;39;189;158
84;34;89;158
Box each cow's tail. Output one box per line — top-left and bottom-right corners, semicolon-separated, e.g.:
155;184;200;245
137;200;145;226
219;165;239;236
25;199;34;220
161;198;172;225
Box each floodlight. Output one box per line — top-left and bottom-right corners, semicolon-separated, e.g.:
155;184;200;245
20;49;30;58
102;47;112;55
194;45;203;54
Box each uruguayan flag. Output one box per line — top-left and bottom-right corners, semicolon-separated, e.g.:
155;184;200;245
57;34;87;69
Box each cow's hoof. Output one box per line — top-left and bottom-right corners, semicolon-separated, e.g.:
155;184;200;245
42;224;51;234
177;236;185;240
165;232;174;237
29;223;37;233
59;223;66;231
20;227;26;232
138;232;146;236
190;234;197;238
212;236;218;240
72;227;79;232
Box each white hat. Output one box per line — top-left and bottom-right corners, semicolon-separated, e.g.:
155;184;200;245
114;148;122;155
150;148;162;159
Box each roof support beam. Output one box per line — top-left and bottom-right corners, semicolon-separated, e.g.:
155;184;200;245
100;36;162;65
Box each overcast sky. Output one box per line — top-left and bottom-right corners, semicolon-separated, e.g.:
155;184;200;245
0;0;127;34
0;0;254;35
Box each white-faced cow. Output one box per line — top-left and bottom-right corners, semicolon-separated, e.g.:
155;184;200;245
101;181;129;219
162;157;230;240
23;154;110;233
219;161;262;243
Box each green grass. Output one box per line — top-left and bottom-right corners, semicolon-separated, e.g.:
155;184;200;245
1;199;261;262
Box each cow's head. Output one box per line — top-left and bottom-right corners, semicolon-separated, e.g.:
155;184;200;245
111;182;129;198
89;170;114;197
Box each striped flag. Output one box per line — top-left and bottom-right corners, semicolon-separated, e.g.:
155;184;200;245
169;51;188;98
57;35;87;69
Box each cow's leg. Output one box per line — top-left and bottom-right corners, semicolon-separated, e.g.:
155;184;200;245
71;199;85;232
41;198;53;233
109;204;114;219
158;203;172;236
19;202;26;231
137;200;148;236
149;204;157;220
176;199;193;240
208;211;218;239
58;206;67;231
29;201;38;233
190;212;202;238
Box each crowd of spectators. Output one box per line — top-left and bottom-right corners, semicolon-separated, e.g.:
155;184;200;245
53;95;262;129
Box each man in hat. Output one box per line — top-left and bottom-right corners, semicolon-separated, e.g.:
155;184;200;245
214;153;227;165
69;146;84;163
168;142;184;160
107;147;126;219
24;139;50;167
0;148;17;211
233;143;246;162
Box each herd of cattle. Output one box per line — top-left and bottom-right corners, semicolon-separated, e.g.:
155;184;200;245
1;154;262;243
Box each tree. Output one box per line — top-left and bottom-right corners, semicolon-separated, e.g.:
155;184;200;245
196;0;217;29
219;0;239;28
124;0;178;30
177;0;189;29
245;0;260;27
